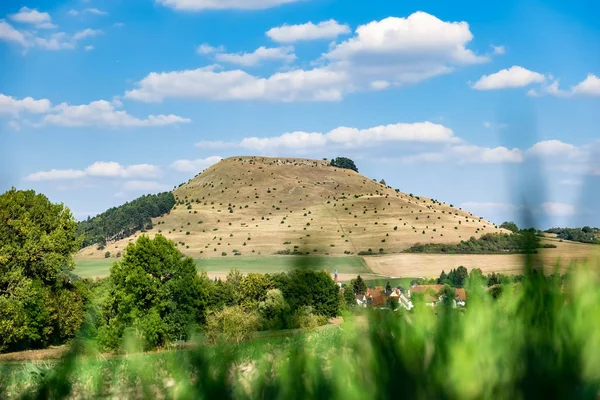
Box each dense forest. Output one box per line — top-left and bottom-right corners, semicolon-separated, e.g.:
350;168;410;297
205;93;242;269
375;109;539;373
404;232;554;254
76;192;176;248
545;227;600;244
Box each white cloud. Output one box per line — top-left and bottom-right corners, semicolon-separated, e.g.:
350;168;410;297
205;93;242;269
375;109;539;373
324;12;487;88
125;65;347;102
559;179;581;186
67;10;79;16
542;202;575;217
0;93;52;115
483;121;491;128
571;74;600;96
72;28;102;41
196;121;458;154
527;140;581;158
197;43;224;55
9;7;55;28
170;156;223;172
0;20;29;47
85;8;107;15
26;162;161;182
123;180;170;192
472;66;546;90
84;45;94;51
491;45;505;55
26;169;87;181
266;20;350;42
215;46;296;66
39;99;190;128
156;0;304;11
34;32;76;50
125;12;486;102
402;145;523;164
370;80;390;90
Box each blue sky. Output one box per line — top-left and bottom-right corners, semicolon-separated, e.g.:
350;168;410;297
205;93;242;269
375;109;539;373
1;0;599;229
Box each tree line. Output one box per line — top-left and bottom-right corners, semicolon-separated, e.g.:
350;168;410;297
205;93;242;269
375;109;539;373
76;192;176;249
404;231;554;254
545;227;600;244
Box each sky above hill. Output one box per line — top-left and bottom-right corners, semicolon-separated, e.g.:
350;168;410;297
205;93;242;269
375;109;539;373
1;0;599;229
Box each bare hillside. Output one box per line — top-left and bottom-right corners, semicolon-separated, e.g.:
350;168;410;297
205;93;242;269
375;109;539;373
79;156;504;258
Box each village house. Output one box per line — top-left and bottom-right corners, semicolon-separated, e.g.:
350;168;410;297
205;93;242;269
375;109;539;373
408;284;467;308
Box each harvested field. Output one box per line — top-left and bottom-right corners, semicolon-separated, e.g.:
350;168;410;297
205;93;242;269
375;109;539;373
364;239;599;278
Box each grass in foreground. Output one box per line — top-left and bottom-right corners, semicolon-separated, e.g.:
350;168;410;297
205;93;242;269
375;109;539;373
4;256;600;399
74;256;369;278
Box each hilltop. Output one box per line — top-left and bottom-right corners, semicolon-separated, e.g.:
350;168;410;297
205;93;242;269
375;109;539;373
78;156;504;259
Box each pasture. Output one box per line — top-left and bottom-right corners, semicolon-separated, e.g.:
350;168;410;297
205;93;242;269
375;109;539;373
74;255;373;280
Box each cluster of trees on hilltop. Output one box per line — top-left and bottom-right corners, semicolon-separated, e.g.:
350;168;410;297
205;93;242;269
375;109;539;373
330;157;358;172
404;232;554;254
76;192;176;249
545;227;600;244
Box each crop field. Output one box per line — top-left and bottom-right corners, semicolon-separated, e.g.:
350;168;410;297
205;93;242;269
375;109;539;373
365;238;599;278
74;255;374;280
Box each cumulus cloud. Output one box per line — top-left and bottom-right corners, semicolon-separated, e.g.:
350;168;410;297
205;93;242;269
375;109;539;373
491;45;505;55
125;12;486;102
527;140;581;159
0;19;102;51
266;20;351;42
26;161;161;181
156;0;304;11
542;202;575;217
402;145;523;164
0;20;29;47
571;74;600;96
170;156;223;172
0;93;52;115
195;122;457;154
472;66;546;90
215;46;296;66
72;28;102;41
39;99;191;128
124;65;347;102
9;7;56;29
197;43;225;55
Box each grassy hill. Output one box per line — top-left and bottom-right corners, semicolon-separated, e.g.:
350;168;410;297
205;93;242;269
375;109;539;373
78;156;504;260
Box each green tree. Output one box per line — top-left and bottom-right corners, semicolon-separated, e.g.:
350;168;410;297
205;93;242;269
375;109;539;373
437;270;448;284
239;273;273;311
351;275;367;295
500;221;519;233
258;289;289;330
99;234;209;350
0;189;84;352
330;157;359;172
204;306;259;344
283;269;340;318
453;266;469;288
343;287;356;307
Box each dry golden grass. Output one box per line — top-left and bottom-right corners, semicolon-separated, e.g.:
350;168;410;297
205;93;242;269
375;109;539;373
78;156;504;260
364;238;599;278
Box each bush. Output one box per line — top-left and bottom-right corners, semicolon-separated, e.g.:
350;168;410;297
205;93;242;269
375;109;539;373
204;306;259;344
104;251;111;258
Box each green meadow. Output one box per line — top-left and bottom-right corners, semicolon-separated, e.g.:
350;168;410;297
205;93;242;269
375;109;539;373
74;256;370;278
